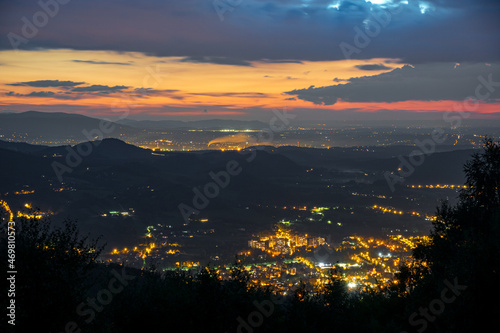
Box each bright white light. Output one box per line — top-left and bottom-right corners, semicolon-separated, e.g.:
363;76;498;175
365;0;408;11
419;2;432;14
318;262;325;267
327;1;341;10
348;282;357;288
366;0;393;5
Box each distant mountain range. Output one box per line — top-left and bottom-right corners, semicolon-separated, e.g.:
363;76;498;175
0;112;269;142
0;137;153;159
0;111;137;142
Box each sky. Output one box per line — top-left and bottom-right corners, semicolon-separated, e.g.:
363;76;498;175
0;0;499;121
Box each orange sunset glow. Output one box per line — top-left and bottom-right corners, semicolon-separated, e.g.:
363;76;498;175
3;49;497;120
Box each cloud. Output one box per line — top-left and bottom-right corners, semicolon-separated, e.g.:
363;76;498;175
72;60;133;65
5;90;87;100
286;62;500;105
71;84;129;93
0;0;498;63
355;64;392;71
8;80;85;87
128;88;186;100
259;59;303;64
179;56;253;67
6;80;131;95
189;92;268;98
132;88;179;96
6;91;55;97
4;81;185;101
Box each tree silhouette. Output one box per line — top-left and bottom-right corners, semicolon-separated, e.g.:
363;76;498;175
407;137;500;332
0;217;103;332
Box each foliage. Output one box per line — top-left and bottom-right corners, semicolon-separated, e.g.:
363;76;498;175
0;217;104;332
405;137;500;332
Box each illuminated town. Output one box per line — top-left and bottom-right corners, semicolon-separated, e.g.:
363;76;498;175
223;226;430;294
0;200;51;221
95;204;431;295
0;192;434;295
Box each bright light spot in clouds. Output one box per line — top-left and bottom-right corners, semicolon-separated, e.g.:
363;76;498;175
348;282;357;288
327;1;341;10
365;0;408;11
419;1;433;14
366;0;393;5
